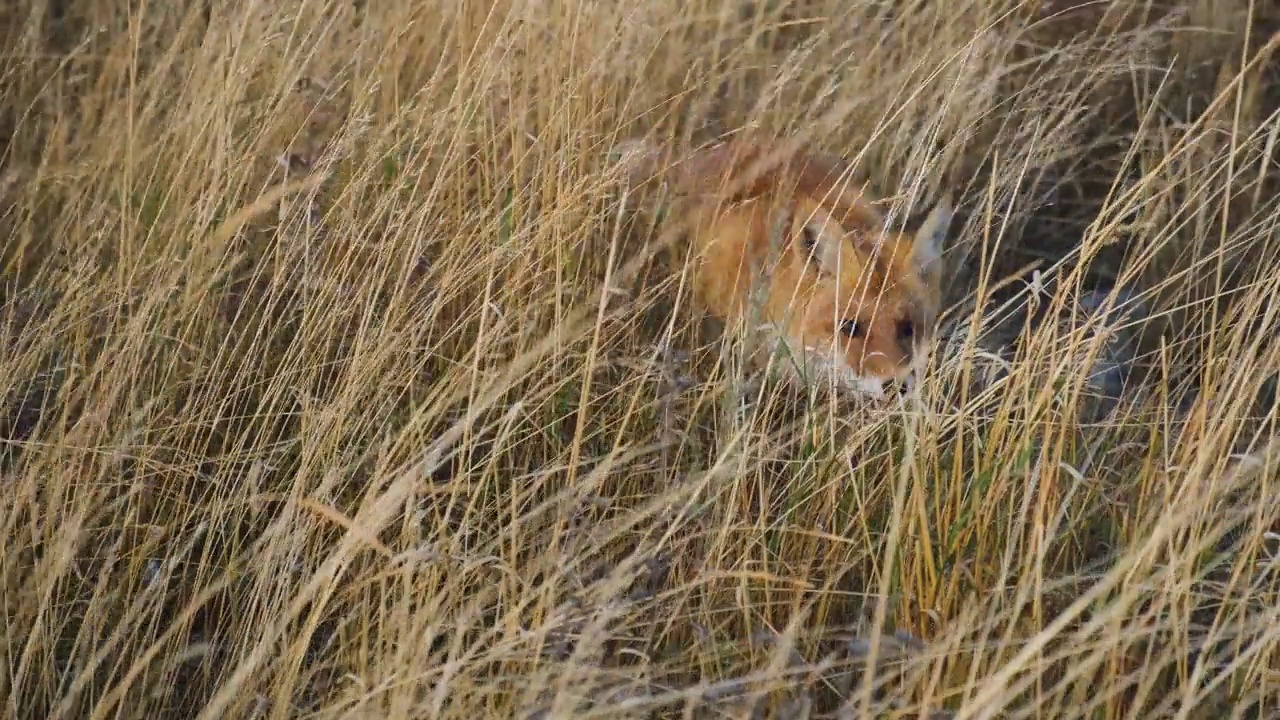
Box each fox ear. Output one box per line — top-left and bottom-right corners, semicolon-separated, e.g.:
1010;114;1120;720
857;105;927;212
911;196;954;270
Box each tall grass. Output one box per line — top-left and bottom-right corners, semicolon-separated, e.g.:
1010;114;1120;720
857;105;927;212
1;0;1279;718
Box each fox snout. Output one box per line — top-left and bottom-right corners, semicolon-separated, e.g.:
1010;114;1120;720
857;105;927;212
852;316;933;396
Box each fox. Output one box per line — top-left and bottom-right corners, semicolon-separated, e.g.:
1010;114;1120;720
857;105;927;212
612;135;955;397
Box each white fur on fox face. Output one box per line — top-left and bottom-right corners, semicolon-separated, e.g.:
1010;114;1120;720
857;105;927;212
855;376;888;397
802;340;887;397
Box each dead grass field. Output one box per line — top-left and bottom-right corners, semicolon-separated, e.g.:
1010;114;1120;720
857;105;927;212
2;0;1280;718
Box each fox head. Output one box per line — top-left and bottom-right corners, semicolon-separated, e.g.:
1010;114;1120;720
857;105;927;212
765;188;953;396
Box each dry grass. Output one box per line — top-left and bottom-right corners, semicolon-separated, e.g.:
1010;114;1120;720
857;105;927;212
2;0;1280;718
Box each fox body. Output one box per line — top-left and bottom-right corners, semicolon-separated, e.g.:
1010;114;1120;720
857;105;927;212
615;137;954;396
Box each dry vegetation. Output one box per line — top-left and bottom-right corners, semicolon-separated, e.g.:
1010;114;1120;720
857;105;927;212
3;0;1280;718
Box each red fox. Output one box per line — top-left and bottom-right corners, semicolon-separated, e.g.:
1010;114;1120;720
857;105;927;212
614;136;954;397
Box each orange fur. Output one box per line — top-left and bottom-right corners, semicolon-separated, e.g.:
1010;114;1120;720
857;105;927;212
614;136;954;396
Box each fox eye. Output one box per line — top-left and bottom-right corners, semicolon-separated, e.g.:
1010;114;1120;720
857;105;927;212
840;320;863;338
800;224;819;252
896;319;915;341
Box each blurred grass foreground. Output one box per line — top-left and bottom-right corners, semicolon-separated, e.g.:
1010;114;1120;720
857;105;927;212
2;0;1280;718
